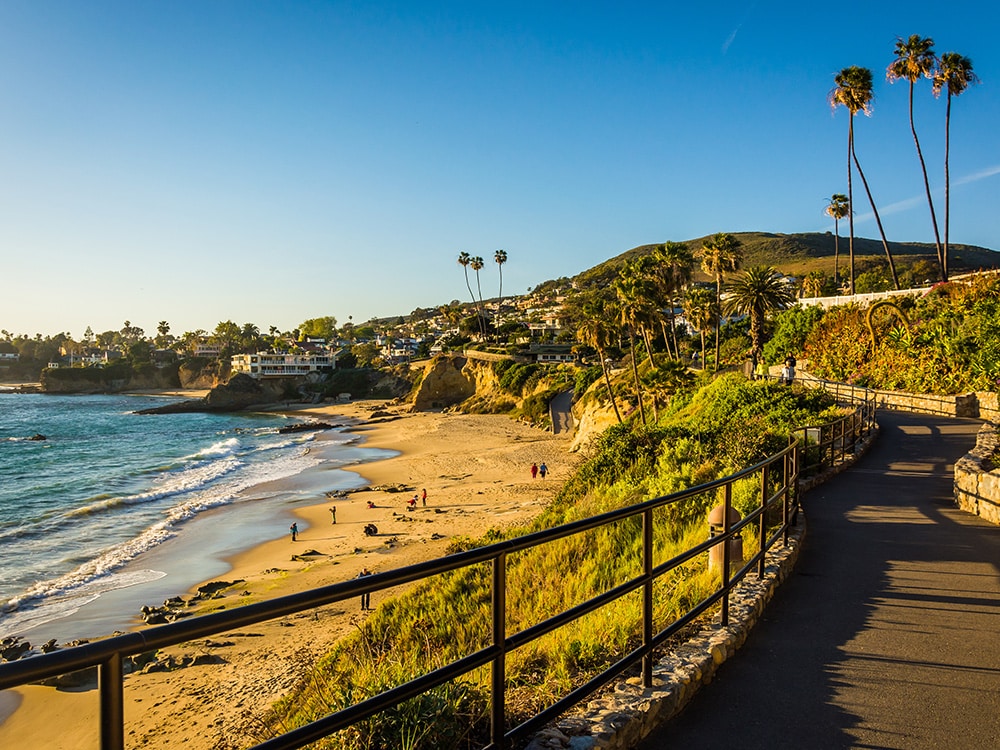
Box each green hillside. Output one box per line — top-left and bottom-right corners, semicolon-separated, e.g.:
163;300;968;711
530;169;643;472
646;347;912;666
575;232;1000;288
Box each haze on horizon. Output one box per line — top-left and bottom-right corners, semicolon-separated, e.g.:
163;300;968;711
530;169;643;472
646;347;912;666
1;1;997;339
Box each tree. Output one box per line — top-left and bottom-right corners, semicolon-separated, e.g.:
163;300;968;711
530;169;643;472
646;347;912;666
700;232;742;371
614;267;658;426
457;252;484;338
576;295;623;424
653;241;695;358
684;286;718;370
830;66;899;292
723;266;797;365
494;249;508;340
825;194;850;287
888;35;943;279
212;320;242;356
470;255;487;337
299;316;338;341
933;52;979;281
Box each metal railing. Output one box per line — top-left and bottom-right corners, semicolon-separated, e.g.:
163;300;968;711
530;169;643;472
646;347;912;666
793;374;877;476
0;389;874;750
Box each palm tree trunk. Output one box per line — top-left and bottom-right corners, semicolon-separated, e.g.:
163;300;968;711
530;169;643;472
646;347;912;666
628;329;646;426
833;218;840;288
944;92;953;281
852;144;900;290
847;118;855;295
909;83;945;280
463;270;484;338
659;319;674;359
599;348;623;423
496;267;504;343
714;275;722;371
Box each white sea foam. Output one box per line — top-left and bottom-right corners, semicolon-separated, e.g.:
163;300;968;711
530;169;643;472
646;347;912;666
0;442;325;626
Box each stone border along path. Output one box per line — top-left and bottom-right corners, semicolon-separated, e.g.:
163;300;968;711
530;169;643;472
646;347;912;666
523;425;879;750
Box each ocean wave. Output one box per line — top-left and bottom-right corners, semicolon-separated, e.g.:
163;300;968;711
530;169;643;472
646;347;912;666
0;569;167;636
64;455;243;518
0;445;326;627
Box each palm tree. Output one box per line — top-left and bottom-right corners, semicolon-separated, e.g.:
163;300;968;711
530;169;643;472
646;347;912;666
684;286;718;370
614;269;653;426
830;66;900;292
457;252;484;338
888;35;943;279
494;249;508;341
724;266;796;365
700;232;742;371
470;255;487;333
577;297;623;424
825;194;850;288
653;241;695;358
933;53;979;281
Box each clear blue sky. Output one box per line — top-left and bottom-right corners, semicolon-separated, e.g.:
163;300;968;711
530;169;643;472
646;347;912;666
1;1;997;339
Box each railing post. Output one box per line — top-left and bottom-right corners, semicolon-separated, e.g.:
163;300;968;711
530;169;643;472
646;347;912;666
100;654;125;750
782;450;790;545
721;483;732;626
491;553;507;749
758;464;767;579
642;508;653;688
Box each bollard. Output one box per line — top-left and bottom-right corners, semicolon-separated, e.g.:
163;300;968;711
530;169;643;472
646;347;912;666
707;504;744;571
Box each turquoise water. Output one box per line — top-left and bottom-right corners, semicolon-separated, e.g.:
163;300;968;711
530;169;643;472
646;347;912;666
0;393;382;642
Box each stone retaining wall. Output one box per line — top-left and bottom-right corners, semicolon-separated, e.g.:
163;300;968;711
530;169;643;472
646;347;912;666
954;421;1000;526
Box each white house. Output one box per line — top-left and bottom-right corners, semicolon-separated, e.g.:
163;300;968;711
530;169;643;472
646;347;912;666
231;351;336;379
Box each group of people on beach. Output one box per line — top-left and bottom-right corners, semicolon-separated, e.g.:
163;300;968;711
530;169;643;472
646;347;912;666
530;462;548;479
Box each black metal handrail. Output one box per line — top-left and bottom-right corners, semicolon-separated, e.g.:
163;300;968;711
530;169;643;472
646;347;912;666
0;385;874;750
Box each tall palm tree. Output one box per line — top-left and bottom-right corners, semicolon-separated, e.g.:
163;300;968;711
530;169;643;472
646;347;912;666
724;266;796;365
577;297;623;424
457;252;484;338
653;241;695;358
470;256;487;337
933;53;979;281
888;35;943;279
825;194;850;288
494;249;508;341
614;269;654;426
684;286;717;370
830;66;900;292
700;232;742;371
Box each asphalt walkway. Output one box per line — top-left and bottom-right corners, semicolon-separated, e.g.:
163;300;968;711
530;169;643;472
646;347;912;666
637;410;1000;749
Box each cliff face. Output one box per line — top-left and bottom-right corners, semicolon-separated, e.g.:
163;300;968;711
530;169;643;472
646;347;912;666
410;356;476;410
408;354;617;450
40;365;180;393
178;358;231;390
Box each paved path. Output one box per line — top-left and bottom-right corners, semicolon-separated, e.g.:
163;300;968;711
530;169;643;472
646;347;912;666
638;411;1000;749
550;390;574;435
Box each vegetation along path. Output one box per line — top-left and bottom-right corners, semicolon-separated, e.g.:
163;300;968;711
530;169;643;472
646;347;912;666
638;410;1000;749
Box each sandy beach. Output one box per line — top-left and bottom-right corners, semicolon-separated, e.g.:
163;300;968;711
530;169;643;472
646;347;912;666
0;401;578;748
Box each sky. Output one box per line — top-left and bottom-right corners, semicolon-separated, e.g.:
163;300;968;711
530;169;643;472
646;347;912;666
1;1;998;339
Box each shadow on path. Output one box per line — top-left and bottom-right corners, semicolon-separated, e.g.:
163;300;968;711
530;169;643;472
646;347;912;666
638;411;1000;750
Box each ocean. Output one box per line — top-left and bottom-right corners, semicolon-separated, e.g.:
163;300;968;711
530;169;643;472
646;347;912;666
0;392;391;644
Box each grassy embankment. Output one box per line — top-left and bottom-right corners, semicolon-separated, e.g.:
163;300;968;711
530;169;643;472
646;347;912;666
256;374;841;749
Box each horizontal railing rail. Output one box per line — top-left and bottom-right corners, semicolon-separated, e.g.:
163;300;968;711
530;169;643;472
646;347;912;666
0;384;875;750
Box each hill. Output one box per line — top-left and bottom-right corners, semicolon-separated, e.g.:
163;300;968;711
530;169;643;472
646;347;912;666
573;232;1000;288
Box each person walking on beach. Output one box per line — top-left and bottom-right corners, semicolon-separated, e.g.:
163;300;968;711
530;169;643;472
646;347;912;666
421;488;427;507
531;462;538;479
539;462;548;479
330;506;337;524
289;522;298;542
358;567;373;610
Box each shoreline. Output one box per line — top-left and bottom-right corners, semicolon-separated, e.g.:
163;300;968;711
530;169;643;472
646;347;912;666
0;401;579;748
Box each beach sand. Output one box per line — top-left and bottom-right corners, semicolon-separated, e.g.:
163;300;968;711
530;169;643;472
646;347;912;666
0;401;578;748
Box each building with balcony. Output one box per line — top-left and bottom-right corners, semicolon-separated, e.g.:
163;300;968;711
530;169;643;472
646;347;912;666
231;351;336;379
